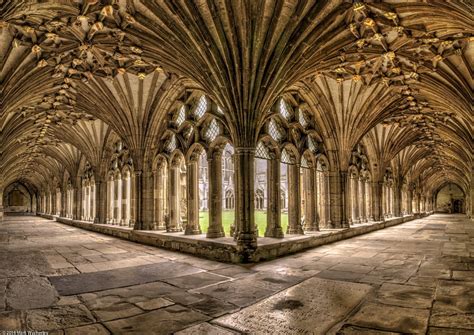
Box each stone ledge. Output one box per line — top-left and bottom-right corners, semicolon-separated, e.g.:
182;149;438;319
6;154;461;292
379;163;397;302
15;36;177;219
37;213;429;263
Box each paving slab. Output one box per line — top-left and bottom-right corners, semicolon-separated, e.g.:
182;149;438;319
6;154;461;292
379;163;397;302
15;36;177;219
373;283;434;309
214;277;372;335
345;302;430;334
49;261;203;295
65;323;110;335
162;272;230;289
175;322;239;334
25;304;96;331
104;304;210;334
6;276;58;310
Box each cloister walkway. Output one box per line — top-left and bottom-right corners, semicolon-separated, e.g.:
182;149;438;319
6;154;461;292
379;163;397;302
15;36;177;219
0;214;472;334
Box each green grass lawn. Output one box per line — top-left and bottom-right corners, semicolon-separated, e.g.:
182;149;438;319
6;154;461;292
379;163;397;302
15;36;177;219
199;210;288;237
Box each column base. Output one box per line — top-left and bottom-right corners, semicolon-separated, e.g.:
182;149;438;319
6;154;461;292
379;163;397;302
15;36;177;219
264;226;284;238
206;227;225;238
236;232;258;262
166;228;183;233
185;226;202;235
287;226;304;235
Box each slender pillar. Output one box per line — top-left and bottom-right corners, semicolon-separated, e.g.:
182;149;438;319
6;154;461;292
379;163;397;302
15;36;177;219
324;173;331;227
132;171;145;230
155;163;166;230
234;147;258;257
304;167;319;231
185;160;201;235
168;163;182;232
360;178;367;222
372;181;384;222
60;189;67;217
353;176;360;223
287;163;304;234
265;157;284;238
207;151;224;238
121;175;128;226
94;180;105;224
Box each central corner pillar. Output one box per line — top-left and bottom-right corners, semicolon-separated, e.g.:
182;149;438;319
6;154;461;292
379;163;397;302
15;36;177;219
234;147;258;260
185;160;201;235
265;157;284;238
287;163;304;234
207;151;225;238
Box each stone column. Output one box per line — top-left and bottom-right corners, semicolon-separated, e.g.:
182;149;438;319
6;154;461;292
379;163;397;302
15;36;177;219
168;163;182;232
51;191;56;215
324;173;331;227
142;170;155;230
393;184;402;217
94;180;106;224
60;189;66;217
351;176;360;224
185;160;201;235
303;167;319;231
407;189;413;214
151;170;158;229
129;174;136;226
207;151;224;238
121;176;128;226
287;163;304;234
132;171;145;230
371;181;384;222
234;147;258;257
265;157;284;238
360;179;367;222
74;185;81;220
155;164;166;230
114;178;121;224
0;188;4;222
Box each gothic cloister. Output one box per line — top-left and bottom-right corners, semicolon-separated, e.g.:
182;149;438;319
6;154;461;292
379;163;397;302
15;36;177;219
0;1;473;334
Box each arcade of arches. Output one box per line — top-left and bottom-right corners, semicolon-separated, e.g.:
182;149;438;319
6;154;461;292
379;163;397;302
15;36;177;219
1;1;473;263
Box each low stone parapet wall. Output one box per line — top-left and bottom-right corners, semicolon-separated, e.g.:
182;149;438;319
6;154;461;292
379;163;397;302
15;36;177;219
37;212;429;263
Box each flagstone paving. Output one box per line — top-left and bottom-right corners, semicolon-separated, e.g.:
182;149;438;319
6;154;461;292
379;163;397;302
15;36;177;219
0;214;472;334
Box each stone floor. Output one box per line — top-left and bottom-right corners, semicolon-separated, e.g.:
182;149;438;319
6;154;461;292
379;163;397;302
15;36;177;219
0;214;472;334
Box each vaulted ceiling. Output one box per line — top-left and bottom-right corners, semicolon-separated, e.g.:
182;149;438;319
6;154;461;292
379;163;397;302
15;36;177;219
1;0;472;196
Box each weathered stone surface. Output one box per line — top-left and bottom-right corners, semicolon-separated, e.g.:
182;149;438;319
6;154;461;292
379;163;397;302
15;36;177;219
346;302;430;334
373;283;434;309
0;310;25;330
49;262;203;295
104;304;210;334
92;302;143;322
65;323;110;335
25;304;96;331
6;276;58;310
188;296;239;317
80;281;205;307
192;277;274;307
135;297;174;310
215;277;372;334
0;251;52;278
427;326;474;334
162;272;230;289
175;322;239;334
336;325;401;335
